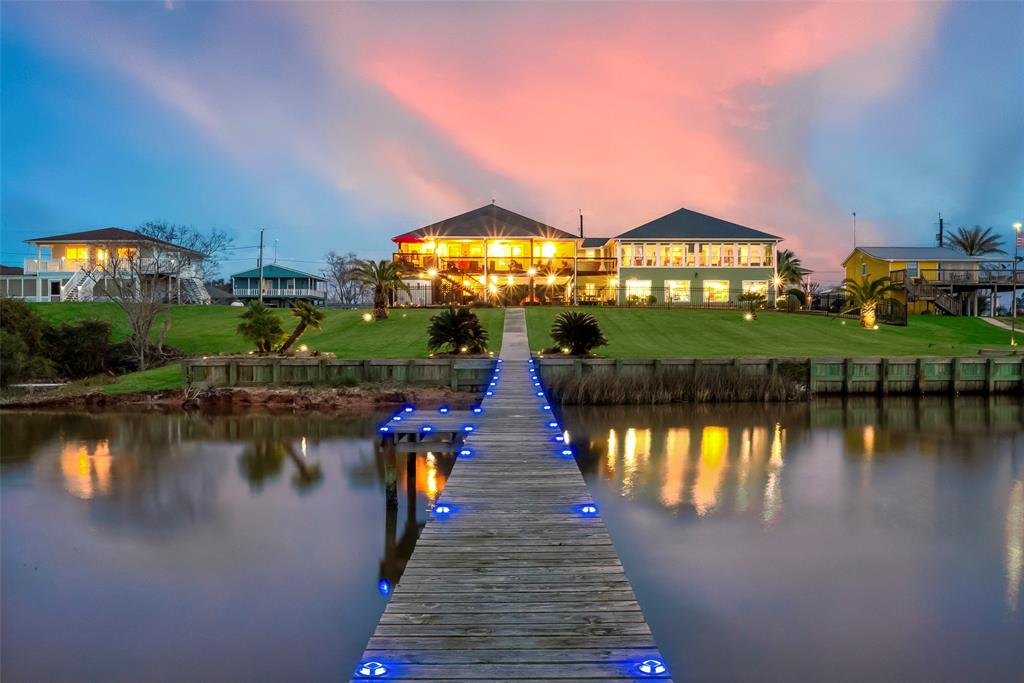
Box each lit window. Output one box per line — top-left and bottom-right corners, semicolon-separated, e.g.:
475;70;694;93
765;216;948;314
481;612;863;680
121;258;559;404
749;245;762;266
65;247;87;260
703;280;730;303
665;280;690;302
738;245;749;266
709;245;721;267
723;245;735;266
670;245;684;266
541;242;556;259
625;279;652;302
686;244;696;266
742;281;768;297
116;247;136;259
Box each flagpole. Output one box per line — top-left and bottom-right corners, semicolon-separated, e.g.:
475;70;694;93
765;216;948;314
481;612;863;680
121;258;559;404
1013;222;1022;346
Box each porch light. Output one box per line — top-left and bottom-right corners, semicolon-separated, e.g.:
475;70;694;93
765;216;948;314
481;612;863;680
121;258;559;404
488;283;498;293
357;661;388;677
506;275;513;285
546;275;555;285
362;312;373;322
427;268;438;277
528;267;537;276
541;241;556;258
637;659;667;676
743;312;754;321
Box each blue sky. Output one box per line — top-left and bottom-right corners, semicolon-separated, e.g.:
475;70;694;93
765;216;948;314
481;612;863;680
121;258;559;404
2;1;1022;281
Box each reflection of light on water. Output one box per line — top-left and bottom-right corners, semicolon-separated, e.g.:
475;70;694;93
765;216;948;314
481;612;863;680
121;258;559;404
763;423;785;527
301;436;307;458
862;426;875;457
660;429;690;508
605;429;618;478
59;440;113;499
735;428;752;512
693;427;728;516
1008;480;1023;611
425;453;438;501
621;428;650;497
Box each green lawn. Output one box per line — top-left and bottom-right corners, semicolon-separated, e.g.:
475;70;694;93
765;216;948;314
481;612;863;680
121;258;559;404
30;303;505;358
29;303;505;393
525;307;1016;358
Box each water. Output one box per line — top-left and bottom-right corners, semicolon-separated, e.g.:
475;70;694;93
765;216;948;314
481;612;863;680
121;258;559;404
562;397;1024;683
0;411;454;683
3;400;1023;682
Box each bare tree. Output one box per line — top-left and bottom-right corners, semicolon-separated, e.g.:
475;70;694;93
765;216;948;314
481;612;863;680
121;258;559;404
138;221;233;280
85;238;201;370
323;251;366;305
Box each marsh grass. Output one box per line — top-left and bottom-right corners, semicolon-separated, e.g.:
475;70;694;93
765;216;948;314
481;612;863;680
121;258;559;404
545;366;806;404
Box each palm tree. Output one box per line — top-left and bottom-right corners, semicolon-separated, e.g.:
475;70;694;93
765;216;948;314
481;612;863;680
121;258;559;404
840;275;900;328
351;259;411;320
237;301;285;353
278;300;325;353
948;226;1005;256
550;311;608;355
776;249;804;287
427;306;488;354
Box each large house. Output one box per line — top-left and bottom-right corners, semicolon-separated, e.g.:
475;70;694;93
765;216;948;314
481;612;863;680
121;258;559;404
392;203;783;306
0;227;209;304
230;264;327;307
842;246;1013;315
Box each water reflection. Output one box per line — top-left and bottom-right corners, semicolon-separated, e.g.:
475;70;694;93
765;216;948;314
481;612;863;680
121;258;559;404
0;410;454;682
563;396;1024;683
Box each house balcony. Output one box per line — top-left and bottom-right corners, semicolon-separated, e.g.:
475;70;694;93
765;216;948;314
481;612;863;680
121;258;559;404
394;253;618;277
234;288;324;298
891;267;1024;288
24;258;87;273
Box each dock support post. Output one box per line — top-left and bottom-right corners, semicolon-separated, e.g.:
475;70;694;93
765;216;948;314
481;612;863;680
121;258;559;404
916;358;926;394
879;358;889;396
951;357;960;395
843;358;853;395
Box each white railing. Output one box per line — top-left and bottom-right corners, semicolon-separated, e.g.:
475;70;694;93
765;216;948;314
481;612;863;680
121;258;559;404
24;258;87;273
234;288;323;297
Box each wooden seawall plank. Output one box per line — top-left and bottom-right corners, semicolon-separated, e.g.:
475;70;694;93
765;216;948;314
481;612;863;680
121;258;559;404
353;308;671;681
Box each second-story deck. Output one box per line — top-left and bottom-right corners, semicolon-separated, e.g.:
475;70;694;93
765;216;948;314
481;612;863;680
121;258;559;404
394;253;617;277
891;266;1024;289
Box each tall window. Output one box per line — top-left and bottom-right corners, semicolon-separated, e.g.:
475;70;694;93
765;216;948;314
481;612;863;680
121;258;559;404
906;261;919;278
669;245;684;266
738;245;749;266
723;245;735;266
703;280;730;303
665;280;691;302
742;280;768;298
686;244;696;266
749;245;762;266
645;245;657;267
709;244;721;267
625;279;652;302
763;245;774;266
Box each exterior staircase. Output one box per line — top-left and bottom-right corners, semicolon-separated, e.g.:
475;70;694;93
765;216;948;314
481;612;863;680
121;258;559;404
60;269;96;302
903;278;962;315
180;277;211;304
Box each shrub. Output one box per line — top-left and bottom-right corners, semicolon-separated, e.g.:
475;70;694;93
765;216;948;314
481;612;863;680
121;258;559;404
427;306;489;354
0;298;49;348
0;329;53;386
237;301;285;353
45;319;112;379
550;311;608;356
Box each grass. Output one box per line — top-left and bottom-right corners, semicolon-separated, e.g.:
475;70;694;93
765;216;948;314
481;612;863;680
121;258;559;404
525;307;1016;358
29;303;505;393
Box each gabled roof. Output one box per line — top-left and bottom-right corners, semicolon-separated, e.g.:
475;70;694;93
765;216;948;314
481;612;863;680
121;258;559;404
25;227;202;256
581;237;613;249
392;204;577;242
0;265;25;275
231;264;326;281
841;246;1003;266
616;207;781;241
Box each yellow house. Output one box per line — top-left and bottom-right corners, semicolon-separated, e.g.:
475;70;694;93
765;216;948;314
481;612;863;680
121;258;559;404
841;246;1005;315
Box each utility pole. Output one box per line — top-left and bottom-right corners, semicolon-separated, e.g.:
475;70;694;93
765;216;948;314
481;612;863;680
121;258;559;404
258;228;265;304
273;238;279;264
937;213;945;248
1013;222;1022;346
852;211;857;249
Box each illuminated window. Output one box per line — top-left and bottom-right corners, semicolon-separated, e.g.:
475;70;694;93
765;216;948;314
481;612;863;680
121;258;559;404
703;280;730;303
723;245;735;266
116;247;137;258
65;247;87;260
709;244;721;267
96;248;108;263
665;280;690;302
700;245;711;267
541;242;556;259
625;279;652;302
739;245;749;266
749;245;762;266
686;244;696;266
763;246;774;266
669;245;684;266
742;281;768;297
645;245;657;267
584;282;596;296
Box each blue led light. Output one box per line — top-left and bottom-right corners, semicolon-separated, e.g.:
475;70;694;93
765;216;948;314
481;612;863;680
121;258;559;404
421;425;433;433
438;406;449;414
542;405;551;411
536;391;544;397
489;382;496;387
561;449;573;456
378;426;390;433
534;382;541;387
378;579;391;597
580;503;599;516
472;407;483;414
497;359;503;363
403;406;414;413
463;425;474;432
357;661;388;677
459;448;473;457
548;421;559;428
486;391;494;396
392;415;402;421
636;659;668;676
434;504;452;515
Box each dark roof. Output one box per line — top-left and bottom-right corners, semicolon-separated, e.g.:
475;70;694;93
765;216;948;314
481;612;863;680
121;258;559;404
581;237;613;249
25;227;202;255
205;285;236;301
231;264;326;281
0;265;24;275
844;246;1001;264
616;207;781;241
393;204;577;242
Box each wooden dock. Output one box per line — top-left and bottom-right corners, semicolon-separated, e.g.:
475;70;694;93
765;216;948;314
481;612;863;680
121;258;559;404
354;308;671;681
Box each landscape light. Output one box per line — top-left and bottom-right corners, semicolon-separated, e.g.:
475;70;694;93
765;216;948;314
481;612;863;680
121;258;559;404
743;312;753;321
434;504;452;515
580;503;599;516
427;267;438;277
636;659;667;676
459;448;473;457
460;346;468;353
421;425;433;433
299;344;309;352
542;405;551;411
439;407;449;414
377;579;391;597
362;313;373;322
357;661;388;678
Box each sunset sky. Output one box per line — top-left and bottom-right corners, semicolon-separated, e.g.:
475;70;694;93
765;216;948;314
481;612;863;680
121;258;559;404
2;1;1022;280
